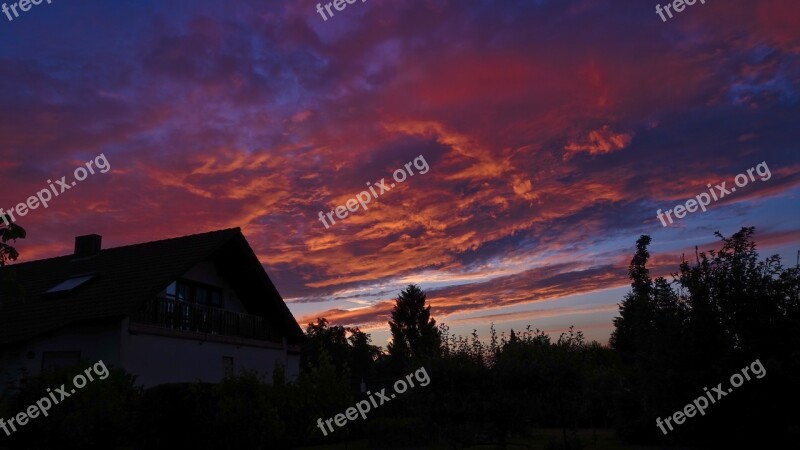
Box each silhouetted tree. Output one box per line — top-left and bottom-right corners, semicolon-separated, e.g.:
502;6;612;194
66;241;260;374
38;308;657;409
347;325;382;385
0;216;24;267
0;218;26;304
303;318;350;374
611;227;800;445
677;227;791;360
388;284;441;369
302;318;381;388
610;235;655;363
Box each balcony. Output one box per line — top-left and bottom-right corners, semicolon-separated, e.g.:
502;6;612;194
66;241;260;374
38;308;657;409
130;297;281;343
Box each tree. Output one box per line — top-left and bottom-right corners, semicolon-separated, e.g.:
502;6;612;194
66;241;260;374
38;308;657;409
302;318;381;388
0;216;25;267
387;284;441;369
347;326;382;385
676;227;795;360
303;318;351;375
610;235;655;362
0;217;26;304
611;228;800;444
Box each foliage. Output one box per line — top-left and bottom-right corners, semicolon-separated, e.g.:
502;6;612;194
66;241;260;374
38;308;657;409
136;382;218;449
388;284;442;370
0;219;26;303
0;362;141;450
215;371;284;449
0;218;25;267
303;317;382;389
611;227;800;445
365;417;434;449
3;227;796;448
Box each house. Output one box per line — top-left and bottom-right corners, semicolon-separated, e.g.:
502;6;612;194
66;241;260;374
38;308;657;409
0;228;304;388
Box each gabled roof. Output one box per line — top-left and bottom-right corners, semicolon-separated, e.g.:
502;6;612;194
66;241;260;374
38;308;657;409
0;228;304;345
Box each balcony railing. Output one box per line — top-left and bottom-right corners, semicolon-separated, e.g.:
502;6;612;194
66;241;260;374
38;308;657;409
130;297;281;342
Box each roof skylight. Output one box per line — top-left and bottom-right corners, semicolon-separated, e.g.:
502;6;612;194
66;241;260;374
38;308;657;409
45;274;95;294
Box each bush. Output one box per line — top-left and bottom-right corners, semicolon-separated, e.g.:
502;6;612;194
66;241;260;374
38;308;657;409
214;371;284;449
366;417;434;449
0;361;141;450
544;434;583;450
135;368;349;450
135;382;218;450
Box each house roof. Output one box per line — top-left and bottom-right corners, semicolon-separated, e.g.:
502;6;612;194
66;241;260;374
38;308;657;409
0;228;305;345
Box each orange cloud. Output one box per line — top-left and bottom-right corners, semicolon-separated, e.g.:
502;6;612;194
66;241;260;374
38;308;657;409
563;125;633;159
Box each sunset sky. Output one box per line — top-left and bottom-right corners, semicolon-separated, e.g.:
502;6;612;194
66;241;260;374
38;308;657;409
1;0;798;346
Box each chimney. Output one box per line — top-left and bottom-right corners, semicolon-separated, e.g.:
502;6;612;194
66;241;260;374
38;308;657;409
74;234;102;258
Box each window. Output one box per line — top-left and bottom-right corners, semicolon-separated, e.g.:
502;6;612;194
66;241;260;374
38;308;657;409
45;274;94;294
177;282;189;301
210;290;222;307
196;287;209;305
41;351;81;371
223;356;234;377
165;280;223;307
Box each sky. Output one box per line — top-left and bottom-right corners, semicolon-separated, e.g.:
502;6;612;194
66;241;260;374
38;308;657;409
1;0;798;347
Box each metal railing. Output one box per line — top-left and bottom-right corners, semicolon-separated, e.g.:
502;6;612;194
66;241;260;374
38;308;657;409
130;297;280;342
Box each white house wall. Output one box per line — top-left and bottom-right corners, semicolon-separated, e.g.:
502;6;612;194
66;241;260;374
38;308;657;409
0;319;123;391
121;318;299;387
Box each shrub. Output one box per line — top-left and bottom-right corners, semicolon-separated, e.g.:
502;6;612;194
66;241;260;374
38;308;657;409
366;417;433;449
135;382;217;450
0;362;140;450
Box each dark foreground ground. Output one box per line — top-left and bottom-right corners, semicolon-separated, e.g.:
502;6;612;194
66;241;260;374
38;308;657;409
294;429;701;450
